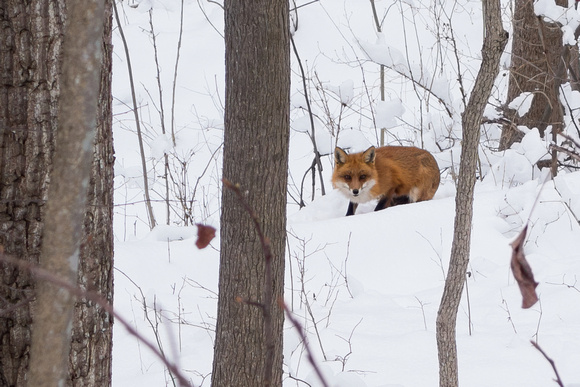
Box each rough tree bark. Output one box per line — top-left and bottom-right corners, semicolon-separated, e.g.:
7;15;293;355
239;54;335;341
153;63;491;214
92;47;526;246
211;0;290;386
27;1;106;385
436;0;508;385
0;1;114;385
500;0;567;150
69;2;115;385
0;2;64;384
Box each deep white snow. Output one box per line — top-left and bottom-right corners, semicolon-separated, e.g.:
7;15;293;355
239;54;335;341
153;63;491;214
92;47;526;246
111;0;580;386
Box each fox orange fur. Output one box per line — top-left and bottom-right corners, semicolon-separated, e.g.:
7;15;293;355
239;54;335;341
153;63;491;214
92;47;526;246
332;146;440;216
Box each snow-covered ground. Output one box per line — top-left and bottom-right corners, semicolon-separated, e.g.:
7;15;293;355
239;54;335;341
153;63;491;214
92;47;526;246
111;0;580;386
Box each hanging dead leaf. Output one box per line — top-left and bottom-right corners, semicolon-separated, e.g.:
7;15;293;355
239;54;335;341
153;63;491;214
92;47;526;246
195;224;216;249
510;225;539;309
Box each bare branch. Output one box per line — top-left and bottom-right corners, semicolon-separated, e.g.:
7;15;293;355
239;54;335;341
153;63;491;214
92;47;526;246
290;34;326;196
113;0;157;229
282;301;330;387
531;341;565;387
170;0;185;146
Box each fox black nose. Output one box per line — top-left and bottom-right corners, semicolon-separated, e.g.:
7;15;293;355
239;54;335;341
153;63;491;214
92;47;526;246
352;189;359;196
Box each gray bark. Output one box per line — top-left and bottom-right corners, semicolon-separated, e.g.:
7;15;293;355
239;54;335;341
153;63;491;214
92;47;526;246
436;0;508;385
0;1;114;385
27;1;106;385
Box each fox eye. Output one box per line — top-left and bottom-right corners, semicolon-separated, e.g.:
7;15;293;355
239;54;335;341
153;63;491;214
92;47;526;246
343;175;352;181
359;174;367;180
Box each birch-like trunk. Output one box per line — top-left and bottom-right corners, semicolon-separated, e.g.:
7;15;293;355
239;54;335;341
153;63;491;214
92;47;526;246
436;0;508;385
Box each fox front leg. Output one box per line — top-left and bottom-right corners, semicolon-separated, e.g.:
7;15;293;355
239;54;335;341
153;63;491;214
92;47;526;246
346;201;358;216
374;197;389;212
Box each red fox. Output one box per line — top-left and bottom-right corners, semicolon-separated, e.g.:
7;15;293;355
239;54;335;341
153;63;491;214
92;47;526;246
332;146;440;216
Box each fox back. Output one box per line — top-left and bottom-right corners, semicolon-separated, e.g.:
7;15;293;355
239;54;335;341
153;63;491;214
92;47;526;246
332;146;440;215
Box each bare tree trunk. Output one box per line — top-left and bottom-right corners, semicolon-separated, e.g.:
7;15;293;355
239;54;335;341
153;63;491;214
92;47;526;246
0;1;65;384
27;1;106;384
0;1;114;385
500;0;567;150
211;0;290;386
68;3;114;385
436;0;508;385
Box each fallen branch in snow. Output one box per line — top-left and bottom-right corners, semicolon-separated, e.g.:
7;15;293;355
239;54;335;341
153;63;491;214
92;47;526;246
530;340;565;387
0;251;194;387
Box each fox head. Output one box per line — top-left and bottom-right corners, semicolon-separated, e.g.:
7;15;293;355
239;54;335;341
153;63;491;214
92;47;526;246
332;146;378;203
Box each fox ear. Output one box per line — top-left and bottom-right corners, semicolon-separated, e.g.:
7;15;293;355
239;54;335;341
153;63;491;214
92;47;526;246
335;147;347;165
363;146;376;163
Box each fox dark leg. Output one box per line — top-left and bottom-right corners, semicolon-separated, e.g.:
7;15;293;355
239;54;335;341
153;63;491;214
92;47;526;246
392;195;411;206
375;195;411;212
346;201;358;216
374;197;390;212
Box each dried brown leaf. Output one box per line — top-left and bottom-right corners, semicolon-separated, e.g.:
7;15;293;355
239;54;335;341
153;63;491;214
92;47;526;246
195;224;216;249
510;225;539;309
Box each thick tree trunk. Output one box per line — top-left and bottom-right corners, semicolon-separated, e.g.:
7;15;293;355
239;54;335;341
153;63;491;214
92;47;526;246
27;0;108;385
0;1;113;385
69;2;114;385
211;1;290;386
436;0;508;385
0;2;64;384
500;0;567;150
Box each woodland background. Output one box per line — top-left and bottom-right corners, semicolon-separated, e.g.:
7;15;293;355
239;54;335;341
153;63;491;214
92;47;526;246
112;0;580;386
0;0;579;386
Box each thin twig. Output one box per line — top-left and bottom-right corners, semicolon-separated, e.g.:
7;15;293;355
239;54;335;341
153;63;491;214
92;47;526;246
118;268;177;386
369;0;387;143
148;9;171;225
197;0;224;38
290;34;326;196
289;0;319;12
465;272;472;336
530;340;565;387
282;301;330;387
113;0;157;229
551;132;580;162
170;0;185;146
550;144;580;162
